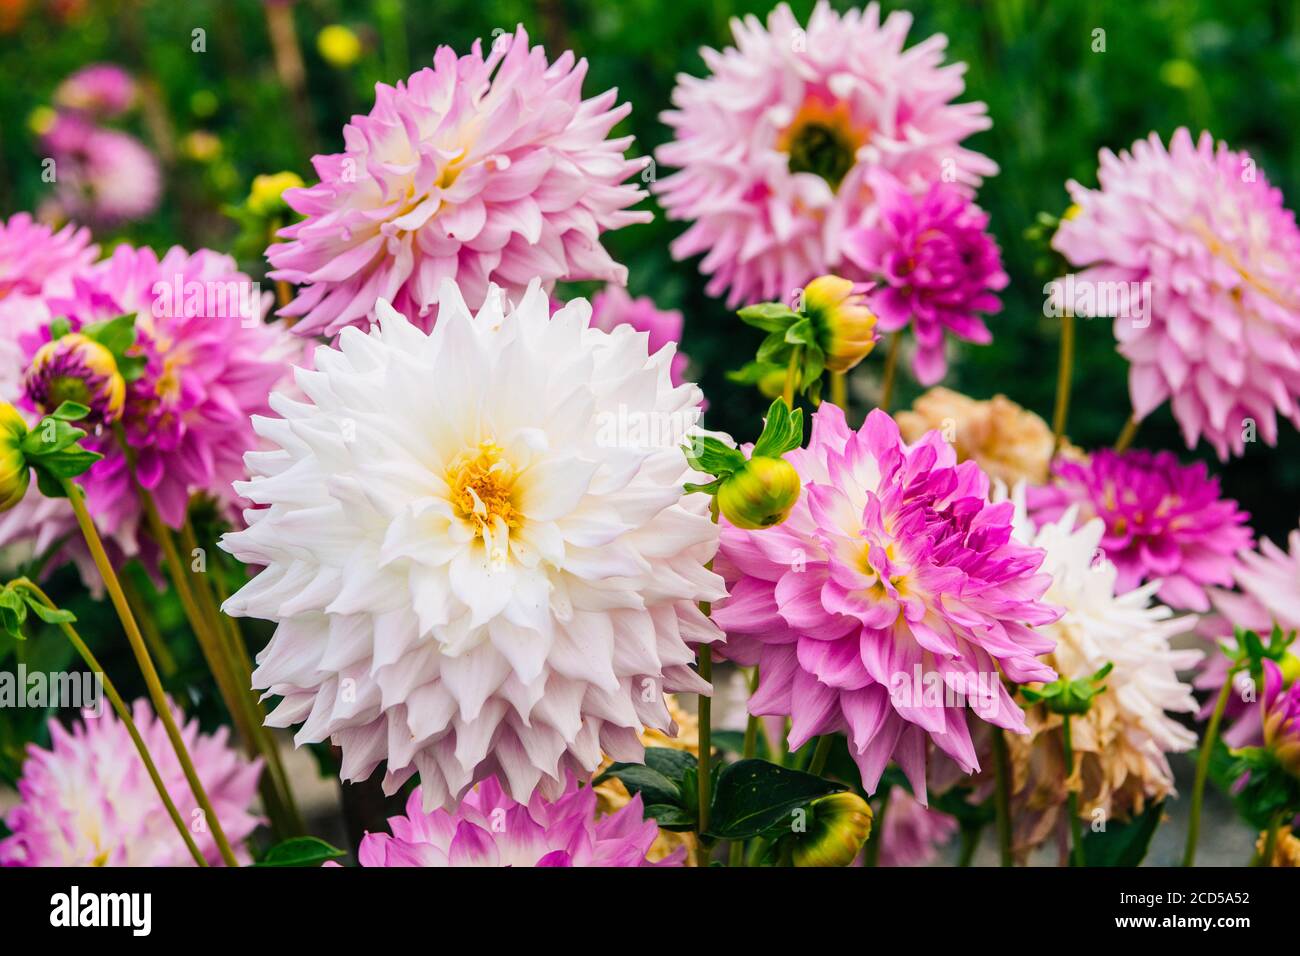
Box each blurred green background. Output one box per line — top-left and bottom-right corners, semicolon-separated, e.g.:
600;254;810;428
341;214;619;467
4;0;1299;544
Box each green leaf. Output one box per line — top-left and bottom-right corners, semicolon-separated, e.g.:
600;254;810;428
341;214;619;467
752;398;805;459
593;763;682;808
81;313;138;358
33;449;103;479
24;599;75;625
0;589;28;640
1079;801;1165;867
50;401;90;422
48;317;71;340
643;804;697;831
736;302;800;332
21;418;86;457
34;467;66;500
756;329;794;366
783;316;815;346
682;435;746;479
254;836;347;867
643;746;698;784
706;758;845;840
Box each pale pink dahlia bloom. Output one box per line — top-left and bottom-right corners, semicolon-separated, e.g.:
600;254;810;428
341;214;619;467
42;114;161;226
845;170;1007;385
269;25;650;337
1054;128;1300;460
54;63;136;118
711;406;1059;801
1029;449;1251;613
348;775;682;867
0;700;262;867
655;1;996;308
877;788;957;867
221;279;723;811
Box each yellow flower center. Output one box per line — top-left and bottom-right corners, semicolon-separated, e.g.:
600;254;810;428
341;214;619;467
447;440;520;538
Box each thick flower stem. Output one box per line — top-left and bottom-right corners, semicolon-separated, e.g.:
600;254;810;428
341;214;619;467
806;735;834;777
10;578;207;867
1184;675;1234;867
829;370;848;412
1052;312;1075;455
60;478;240;867
879;331;902;412
991;727;1014;866
1256;808;1285;866
1062;715;1085;867
1114;415;1140;453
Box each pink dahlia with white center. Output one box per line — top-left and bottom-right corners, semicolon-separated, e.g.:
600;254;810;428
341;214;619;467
712;405;1059;801
1029;449;1251;613
1054;128;1300;460
54;63;137;118
348;775;682;867
268;25;651;337
655;1;996;308
0;700;262;867
221;278;723;811
845;170;1007;385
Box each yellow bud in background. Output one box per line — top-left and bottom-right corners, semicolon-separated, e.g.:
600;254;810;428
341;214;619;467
792;791;874;867
717;456;801;530
248;171;305;217
28;106;57;137
0;403;30;513
317;25;363;68
182;130;222;163
803;274;878;373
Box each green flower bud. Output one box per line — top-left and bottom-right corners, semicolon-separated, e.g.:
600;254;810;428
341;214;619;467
792;791;874;867
248;171;305;218
0;403;30;512
717;455;801;530
803;274;878;374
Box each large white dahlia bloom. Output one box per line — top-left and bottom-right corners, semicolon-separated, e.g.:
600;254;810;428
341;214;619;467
221;279;724;810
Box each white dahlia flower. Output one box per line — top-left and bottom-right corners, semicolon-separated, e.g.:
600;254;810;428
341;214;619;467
220;279;725;810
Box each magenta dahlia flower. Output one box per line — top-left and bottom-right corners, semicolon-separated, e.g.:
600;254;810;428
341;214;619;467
844;170;1007;385
712;406;1059;801
590;284;689;387
877;788;958;867
1029;449;1251;613
1054;128;1300;460
20;244;297;550
1263;658;1300;780
268;25;650;337
0;700;262;867
348;775;682;867
655;1;996;308
54;63;136;118
42;114;160;226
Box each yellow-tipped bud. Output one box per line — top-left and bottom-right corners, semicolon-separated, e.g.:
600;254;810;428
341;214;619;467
25;333;126;424
0;403;30;512
792;791;874;867
717;456;801;530
317;25;363;68
248;171;305;218
803;274;878;373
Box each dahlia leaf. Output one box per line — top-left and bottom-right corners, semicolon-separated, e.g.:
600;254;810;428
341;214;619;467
25;599;76;625
643;804;697;832
254;836;348;867
643;746;698;784
736;302;799;332
80;312;137;358
32;448;102;480
752;398;804;458
593;763;683;809
682;435;746;479
49;401;90;422
0;588;28;640
706;758;845;840
1078;800;1164;867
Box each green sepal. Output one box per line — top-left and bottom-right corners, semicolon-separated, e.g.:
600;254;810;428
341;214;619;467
752;398;804;459
254;836;348;867
736;302;800;332
1020;661;1113;716
682;435;747;480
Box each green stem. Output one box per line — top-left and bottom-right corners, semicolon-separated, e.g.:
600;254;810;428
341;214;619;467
1052;312;1075;455
1062;715;1085;867
1184;674;1235;867
120;570;177;678
957;824;982;867
829;369;848;412
60;478;240;867
11;578;207;866
695;645;712;863
991;727;1014;867
879;332;902;412
782;346;803;407
806;735;834;777
1257;808;1285;866
1114;415;1140;453
863;785;892;867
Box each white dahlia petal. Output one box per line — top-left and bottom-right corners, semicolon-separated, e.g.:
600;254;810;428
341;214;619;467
222;279;723;808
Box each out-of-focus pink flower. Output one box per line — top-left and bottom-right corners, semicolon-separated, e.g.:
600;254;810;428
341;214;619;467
845;170;1007;385
1054;129;1300;460
877;788;957;866
1263;659;1300;780
1029;449;1251;612
0;700;262;867
268;26;650;337
348;776;683;867
42;114;161;226
655;1;996;308
711;405;1059;801
54;63;136;118
589;284;689;387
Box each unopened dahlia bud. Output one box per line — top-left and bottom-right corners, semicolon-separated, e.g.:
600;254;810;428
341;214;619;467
317;25;362;68
803;274;877;373
247;171;304;218
25;333;125;425
717;455;801;530
1262;659;1300;780
792;791;874;867
0;403;30;512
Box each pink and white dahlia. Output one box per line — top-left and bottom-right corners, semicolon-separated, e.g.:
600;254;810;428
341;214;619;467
1054;128;1300;460
0;700;262;867
655;1;996;308
268;26;650;337
845;170;1007;385
12;243;295;556
590;284;689;388
54;63;136;118
220;278;724;811
1029;449;1251;613
711;405;1059;801
42;114;160;226
348;775;682;867
877;788;957;867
